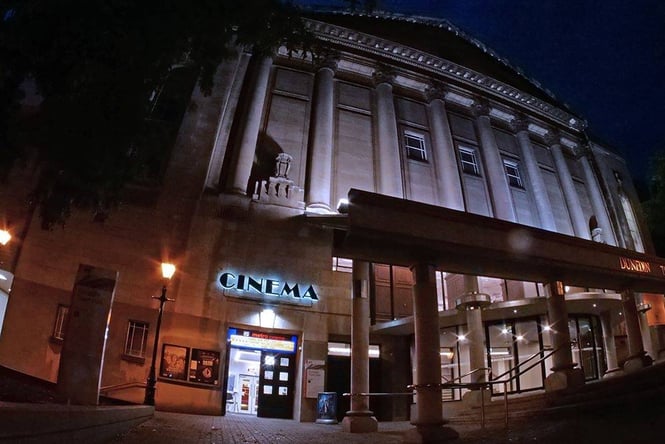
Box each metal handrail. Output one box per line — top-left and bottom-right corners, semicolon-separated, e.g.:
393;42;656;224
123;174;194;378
100;381;146;395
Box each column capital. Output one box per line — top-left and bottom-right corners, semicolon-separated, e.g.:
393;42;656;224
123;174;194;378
510;116;530;133
544;129;562;147
313;51;339;73
471;98;490;117
372;65;396;86
424;82;447;103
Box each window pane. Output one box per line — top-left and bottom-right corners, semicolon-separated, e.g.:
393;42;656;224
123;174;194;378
404;131;427;162
52;305;69;340
125;321;148;357
459;146;479;175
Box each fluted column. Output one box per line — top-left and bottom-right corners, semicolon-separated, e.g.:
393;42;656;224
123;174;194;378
472;100;516;222
621;290;653;372
230;55;273;195
405;263;458;443
545;131;589;239
579;146;617;245
544;281;584;391
342;261;378;433
510;117;556;231
425;85;464;211
306;55;337;212
373;67;403;198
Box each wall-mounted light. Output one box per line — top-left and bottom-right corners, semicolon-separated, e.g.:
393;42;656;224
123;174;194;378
260;308;276;329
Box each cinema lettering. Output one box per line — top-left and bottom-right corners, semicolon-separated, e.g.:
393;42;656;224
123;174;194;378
218;272;319;302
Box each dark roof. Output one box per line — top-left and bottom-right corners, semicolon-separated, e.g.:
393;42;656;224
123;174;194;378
304;10;569;110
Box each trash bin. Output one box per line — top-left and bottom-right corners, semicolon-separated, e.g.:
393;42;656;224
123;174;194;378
315;392;338;424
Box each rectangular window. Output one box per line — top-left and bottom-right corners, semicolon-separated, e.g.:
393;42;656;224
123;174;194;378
459;146;480;175
332;257;353;273
404;130;427;162
124;320;149;358
504;159;523;188
52;304;69;341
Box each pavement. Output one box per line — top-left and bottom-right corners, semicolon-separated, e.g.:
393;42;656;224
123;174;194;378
107;407;665;444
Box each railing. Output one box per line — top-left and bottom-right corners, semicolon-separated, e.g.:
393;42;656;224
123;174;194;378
344;343;571;429
99;381;146;396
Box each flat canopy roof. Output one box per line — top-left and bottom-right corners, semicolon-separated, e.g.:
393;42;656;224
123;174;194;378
311;189;665;294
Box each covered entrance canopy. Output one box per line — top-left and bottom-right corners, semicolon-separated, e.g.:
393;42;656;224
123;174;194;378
311;189;665;294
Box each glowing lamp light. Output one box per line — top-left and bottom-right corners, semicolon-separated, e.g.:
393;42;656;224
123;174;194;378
337;198;349;214
542;325;551;332
161;263;176;280
260;308;276;329
457;334;467;342
501;328;509;335
516;335;525;342
0;230;10;246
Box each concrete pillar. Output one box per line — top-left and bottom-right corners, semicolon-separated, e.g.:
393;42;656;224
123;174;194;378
544;281;584;392
579;148;617;246
404;263;458;443
230;56;273;195
472;100;516;222
545;132;589;239
621;290;653;372
373;68;404;198
425;85;465;211
455;275;491;407
599;310;619;376
342;261;378;433
510;117;557;231
306;55;337;212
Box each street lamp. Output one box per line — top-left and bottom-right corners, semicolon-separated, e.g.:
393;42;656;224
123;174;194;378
144;262;176;406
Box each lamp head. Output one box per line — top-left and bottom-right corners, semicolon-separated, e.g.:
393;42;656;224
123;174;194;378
161;263;176;280
0;230;11;246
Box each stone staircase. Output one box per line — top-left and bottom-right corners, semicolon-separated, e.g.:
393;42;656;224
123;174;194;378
446;360;665;427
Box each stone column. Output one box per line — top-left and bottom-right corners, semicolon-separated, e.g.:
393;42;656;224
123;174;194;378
510;117;556;231
544;281;584;392
230;56;273;195
342;261;378;433
456;275;491;407
545;131;589;239
404;263;458;443
599;310;619;376
373;67;404;198
425;85;465;211
637;300;656;360
472;100;516;222
579;147;617;245
306;55;337;213
620;291;653;372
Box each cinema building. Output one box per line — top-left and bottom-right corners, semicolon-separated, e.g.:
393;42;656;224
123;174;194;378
1;10;664;438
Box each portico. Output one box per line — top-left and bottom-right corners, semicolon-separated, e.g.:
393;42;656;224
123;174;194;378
310;188;665;441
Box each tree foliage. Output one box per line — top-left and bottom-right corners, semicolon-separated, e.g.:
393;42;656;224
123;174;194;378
0;0;313;228
642;151;665;256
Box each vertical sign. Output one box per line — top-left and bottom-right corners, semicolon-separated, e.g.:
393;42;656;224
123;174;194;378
57;265;117;405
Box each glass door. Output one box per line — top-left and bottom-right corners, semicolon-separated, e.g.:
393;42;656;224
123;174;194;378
257;351;296;418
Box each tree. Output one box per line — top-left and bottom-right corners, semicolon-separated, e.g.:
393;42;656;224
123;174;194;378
0;0;313;228
642;151;665;256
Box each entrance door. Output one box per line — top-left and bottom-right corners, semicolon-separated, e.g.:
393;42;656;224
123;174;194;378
257;351;295;418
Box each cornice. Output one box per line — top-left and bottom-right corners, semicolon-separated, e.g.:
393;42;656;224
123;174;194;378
304;18;586;132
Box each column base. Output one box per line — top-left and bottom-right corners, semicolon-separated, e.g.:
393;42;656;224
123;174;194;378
403;425;459;443
461;388;491;408
544;367;585;392
342;411;378;433
305;203;334;214
602;367;624;378
623;351;653;373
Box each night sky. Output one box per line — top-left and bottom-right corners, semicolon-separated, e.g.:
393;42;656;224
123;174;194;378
296;0;665;190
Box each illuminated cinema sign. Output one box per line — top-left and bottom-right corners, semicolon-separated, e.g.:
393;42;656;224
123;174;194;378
218;272;319;302
619;257;651;274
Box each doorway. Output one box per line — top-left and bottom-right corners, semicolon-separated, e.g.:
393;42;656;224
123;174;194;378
224;328;298;419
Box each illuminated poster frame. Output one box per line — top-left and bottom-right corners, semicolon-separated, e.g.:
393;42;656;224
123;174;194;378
227;328;298;354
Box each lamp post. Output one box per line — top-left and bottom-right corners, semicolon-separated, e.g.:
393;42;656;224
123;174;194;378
144;262;176;406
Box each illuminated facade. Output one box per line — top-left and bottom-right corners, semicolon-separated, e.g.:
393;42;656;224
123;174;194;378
0;11;663;435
